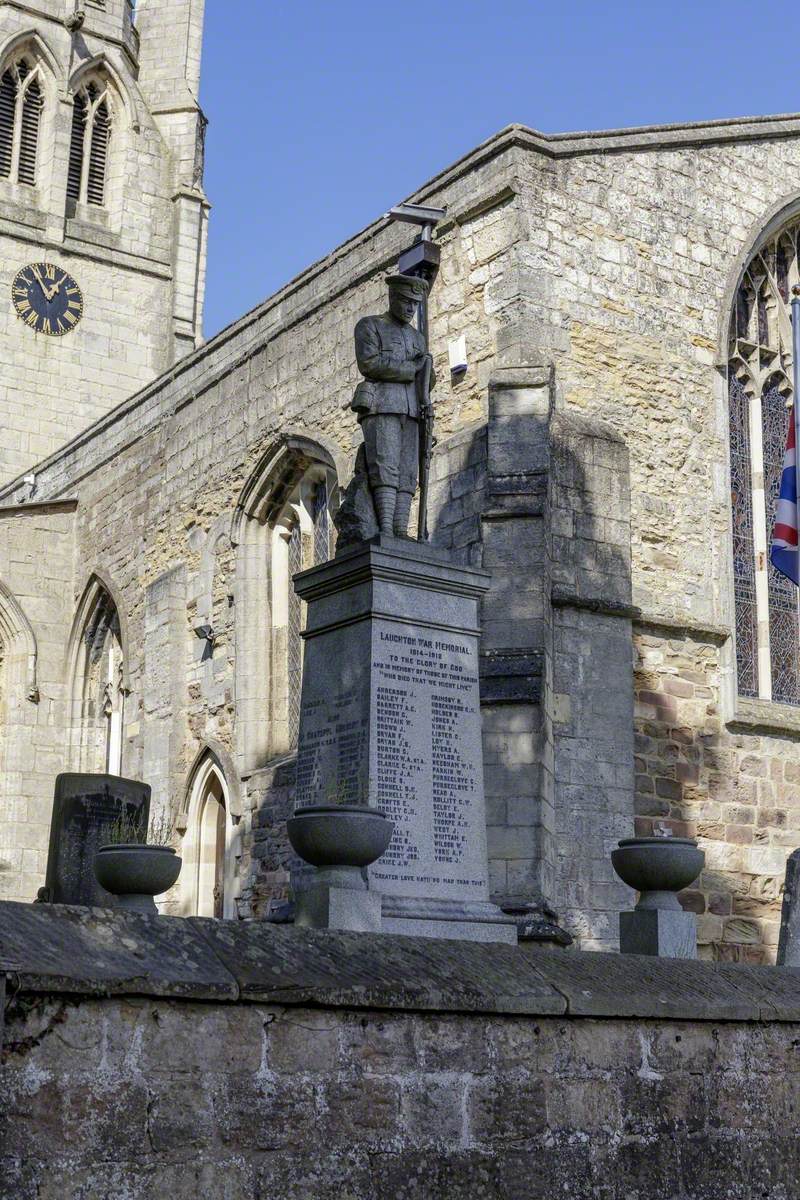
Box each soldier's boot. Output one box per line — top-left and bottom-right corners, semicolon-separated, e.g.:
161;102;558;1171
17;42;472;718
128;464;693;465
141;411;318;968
393;491;413;537
374;486;397;535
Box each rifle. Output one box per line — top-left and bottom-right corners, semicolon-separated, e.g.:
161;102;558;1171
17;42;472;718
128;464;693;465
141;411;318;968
417;354;434;541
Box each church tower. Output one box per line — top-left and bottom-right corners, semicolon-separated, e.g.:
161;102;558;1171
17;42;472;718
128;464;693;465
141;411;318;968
0;0;209;487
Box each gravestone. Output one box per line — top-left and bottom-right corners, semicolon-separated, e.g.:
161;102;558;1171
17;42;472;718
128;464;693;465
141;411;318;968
294;534;515;943
778;848;800;966
42;773;151;906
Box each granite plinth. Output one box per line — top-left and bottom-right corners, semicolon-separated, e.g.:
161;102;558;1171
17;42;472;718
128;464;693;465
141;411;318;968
293;535;513;944
295;867;383;933
620;909;697;959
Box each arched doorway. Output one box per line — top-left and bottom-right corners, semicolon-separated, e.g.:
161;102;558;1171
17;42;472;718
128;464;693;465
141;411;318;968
197;768;226;918
180;752;235;918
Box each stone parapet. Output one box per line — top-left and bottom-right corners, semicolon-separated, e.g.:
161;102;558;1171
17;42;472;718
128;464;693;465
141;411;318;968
4;901;800;1019
4;903;800;1197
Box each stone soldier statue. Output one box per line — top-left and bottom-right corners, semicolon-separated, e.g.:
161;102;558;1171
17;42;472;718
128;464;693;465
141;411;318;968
351;273;434;537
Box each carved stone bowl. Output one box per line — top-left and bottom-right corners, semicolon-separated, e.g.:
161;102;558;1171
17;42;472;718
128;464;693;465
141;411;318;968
94;844;182;914
611;836;705;912
287;804;393;869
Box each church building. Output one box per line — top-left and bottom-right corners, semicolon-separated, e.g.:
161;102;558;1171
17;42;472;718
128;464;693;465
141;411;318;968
1;0;799;961
0;0;207;484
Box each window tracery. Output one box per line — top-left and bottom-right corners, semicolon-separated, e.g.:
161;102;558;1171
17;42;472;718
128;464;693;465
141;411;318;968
232;436;339;770
67;580;126;774
0;57;43;187
729;216;800;703
272;472;333;750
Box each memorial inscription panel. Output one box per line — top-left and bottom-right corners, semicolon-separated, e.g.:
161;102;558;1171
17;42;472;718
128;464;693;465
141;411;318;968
291;538;513;942
368;620;489;902
295;626;371;808
44;773;151;905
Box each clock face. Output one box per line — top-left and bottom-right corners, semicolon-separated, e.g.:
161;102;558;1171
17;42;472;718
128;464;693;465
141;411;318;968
12;262;84;336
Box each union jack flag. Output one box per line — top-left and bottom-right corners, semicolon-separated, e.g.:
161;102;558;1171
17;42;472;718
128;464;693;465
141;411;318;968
771;405;800;585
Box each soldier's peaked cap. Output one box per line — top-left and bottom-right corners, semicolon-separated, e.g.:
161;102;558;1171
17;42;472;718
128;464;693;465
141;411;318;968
386;273;429;298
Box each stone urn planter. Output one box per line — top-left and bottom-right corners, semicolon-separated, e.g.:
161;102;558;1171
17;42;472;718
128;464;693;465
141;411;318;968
611;835;705;958
611;836;705;909
287;804;393;869
94;844;182;914
287;804;393;932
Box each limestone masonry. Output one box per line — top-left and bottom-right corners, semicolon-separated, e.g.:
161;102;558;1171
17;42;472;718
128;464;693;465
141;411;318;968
2;3;800;962
0;0;208;484
3;903;800;1199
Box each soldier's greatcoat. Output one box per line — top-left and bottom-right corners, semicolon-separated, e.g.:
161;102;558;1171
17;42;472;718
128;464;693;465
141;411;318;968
352;312;427;419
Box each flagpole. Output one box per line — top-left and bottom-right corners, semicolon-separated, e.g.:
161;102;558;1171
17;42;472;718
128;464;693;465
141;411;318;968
793;286;800;536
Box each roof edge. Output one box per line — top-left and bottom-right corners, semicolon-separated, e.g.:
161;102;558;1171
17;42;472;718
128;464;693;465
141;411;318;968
3;111;800;501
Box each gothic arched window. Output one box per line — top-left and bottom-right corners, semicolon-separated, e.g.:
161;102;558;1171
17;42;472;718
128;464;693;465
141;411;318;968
0;57;43;187
272;471;333;749
729;217;800;703
0;583;38;903
67;579;127;774
232;437;339;769
67;77;112;208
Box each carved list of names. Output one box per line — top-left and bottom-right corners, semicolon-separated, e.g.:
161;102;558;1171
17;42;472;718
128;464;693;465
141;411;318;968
369;622;488;901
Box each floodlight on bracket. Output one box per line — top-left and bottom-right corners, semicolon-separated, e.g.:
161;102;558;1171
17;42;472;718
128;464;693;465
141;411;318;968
386;202;448;242
387;202;448;292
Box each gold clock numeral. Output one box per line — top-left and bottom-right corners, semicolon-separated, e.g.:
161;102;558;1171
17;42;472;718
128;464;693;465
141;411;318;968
13;286;27;299
24;311;37;328
16;299;30;314
45;263;55;280
56;318;67;334
42;318;52;335
65;286;79;296
63;310;77;326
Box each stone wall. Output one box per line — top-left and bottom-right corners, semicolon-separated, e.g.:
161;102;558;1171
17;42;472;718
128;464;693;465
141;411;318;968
0;501;76;902
0;132;529;916
0;0;207;485
633;626;796;964
4;118;800;949
7;994;799;1199
3;903;800;1200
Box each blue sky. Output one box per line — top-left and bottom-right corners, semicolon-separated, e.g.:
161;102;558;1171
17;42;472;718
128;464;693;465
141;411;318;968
200;0;798;337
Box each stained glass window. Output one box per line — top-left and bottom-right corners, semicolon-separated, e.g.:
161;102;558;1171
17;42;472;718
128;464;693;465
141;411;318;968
777;240;790;304
313;480;330;565
736;286;751;340
762;383;800;703
729;376;758;698
758;292;769;346
286;522;303;748
729;216;800;706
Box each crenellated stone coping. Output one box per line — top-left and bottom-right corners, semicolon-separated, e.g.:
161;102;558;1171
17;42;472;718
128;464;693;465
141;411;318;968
2;900;800;1022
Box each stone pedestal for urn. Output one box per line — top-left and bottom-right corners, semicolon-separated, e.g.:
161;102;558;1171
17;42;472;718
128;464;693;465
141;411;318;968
611;836;705;959
292;534;516;944
287;803;393;933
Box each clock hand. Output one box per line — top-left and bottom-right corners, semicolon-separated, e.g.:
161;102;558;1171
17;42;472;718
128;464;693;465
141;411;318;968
31;265;53;302
48;273;66;298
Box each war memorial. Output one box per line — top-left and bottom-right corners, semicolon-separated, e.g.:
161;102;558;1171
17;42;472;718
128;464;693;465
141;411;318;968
5;0;800;1195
